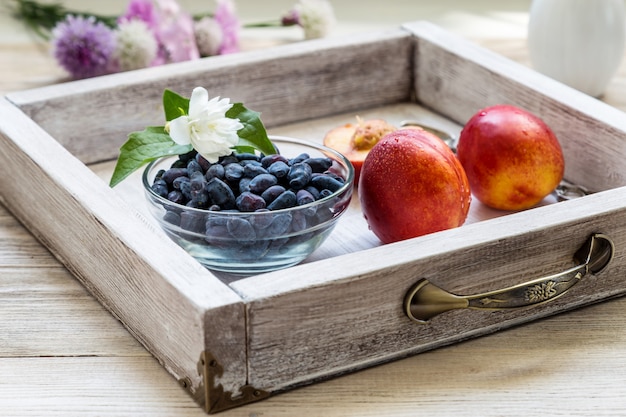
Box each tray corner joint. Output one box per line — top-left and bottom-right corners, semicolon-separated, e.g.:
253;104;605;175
197;350;270;414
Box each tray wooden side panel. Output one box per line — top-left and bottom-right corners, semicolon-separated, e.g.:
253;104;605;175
407;21;626;193
6;29;413;166
0;98;247;406
234;188;626;392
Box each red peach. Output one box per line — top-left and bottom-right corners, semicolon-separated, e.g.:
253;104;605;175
359;128;471;244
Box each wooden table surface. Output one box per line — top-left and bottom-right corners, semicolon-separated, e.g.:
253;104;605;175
3;1;626;416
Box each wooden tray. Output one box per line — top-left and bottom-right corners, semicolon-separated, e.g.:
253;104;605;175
2;21;626;413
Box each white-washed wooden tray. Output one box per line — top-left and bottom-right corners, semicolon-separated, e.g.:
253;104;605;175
2;21;626;413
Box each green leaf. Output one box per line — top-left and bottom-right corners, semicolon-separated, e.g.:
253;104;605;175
227;103;277;156
109;126;192;187
163;89;190;121
232;145;257;154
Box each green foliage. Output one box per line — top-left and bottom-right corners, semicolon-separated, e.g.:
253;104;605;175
109;88;276;187
109;127;191;187
162;89;190;121
227;103;277;156
10;0;117;40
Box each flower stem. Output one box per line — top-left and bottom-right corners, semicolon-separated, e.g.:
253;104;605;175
192;14;287;29
243;20;287;28
8;0;117;40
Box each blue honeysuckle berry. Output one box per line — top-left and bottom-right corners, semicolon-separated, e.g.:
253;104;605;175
268;160;290;179
249;173;278;194
287;162;312;190
152;152;342;215
261;185;286;205
311;174;344;192
224;162;244;182
267;190;297;210
303;157;332;173
236;192;266;212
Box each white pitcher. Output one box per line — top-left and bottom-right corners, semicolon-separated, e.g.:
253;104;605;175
527;0;626;97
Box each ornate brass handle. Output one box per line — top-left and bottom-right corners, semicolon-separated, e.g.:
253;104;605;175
404;233;614;324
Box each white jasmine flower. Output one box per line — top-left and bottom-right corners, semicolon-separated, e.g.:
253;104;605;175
194;16;224;57
167;87;243;163
114;19;158;71
293;0;336;39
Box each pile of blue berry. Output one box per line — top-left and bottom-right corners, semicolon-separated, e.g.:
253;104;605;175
148;150;350;262
151;150;346;212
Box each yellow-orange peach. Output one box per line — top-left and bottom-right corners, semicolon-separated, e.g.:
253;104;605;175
456;105;564;211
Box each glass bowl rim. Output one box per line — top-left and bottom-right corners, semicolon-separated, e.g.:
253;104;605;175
141;135;355;217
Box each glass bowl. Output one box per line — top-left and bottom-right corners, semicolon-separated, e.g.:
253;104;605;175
142;136;354;275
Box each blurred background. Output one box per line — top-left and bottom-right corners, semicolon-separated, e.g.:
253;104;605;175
1;0;534;92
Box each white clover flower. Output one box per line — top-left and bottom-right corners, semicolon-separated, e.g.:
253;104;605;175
114;19;158;71
194;16;224;57
294;0;336;39
167;87;244;163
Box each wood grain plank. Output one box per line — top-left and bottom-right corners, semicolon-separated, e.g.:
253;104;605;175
0;266;147;357
0;357;205;417
0;204;60;267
